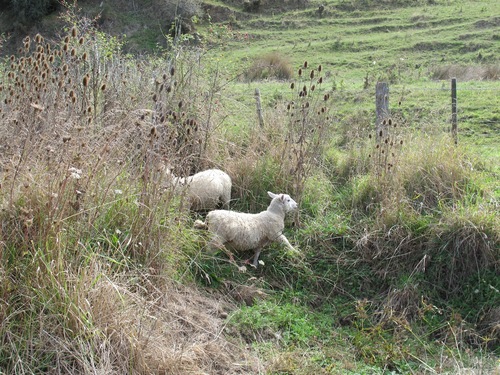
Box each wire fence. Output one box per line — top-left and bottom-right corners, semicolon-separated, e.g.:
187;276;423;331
371;79;499;142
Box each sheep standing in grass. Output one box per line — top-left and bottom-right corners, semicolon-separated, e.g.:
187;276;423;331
165;168;232;211
194;191;298;268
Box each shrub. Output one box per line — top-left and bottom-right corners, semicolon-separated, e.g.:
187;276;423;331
244;52;294;81
9;0;59;22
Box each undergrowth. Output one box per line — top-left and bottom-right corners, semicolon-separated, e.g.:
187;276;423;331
0;2;498;374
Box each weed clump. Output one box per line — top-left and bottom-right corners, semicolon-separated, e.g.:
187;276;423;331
245;51;294;81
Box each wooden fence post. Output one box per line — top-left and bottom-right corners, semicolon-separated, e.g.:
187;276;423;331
375;82;389;141
451;77;457;144
255;88;264;128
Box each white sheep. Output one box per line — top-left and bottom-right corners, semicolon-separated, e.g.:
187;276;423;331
164;168;232;211
194;191;298;268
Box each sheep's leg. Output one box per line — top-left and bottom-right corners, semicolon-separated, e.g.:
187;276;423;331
209;237;236;262
241;247;262;268
223;249;248;272
278;234;296;252
208;236;246;272
252;247;262;268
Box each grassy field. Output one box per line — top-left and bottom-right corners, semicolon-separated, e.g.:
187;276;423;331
0;0;499;374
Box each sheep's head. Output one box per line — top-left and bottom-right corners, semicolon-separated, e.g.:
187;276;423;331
268;191;298;213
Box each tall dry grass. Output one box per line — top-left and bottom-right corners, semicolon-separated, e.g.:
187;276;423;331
0;12;259;374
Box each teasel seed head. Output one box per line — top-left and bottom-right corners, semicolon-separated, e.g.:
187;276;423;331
152;93;157;102
303;61;308;68
79;37;84;45
71;26;77;38
63;43;68;52
311;84;315;91
290;82;295;90
318;77;323;84
310;70;314;79
82;75;89;87
170;66;175;76
71;48;76;57
178;101;183;109
101;84;106;91
298;68;302;76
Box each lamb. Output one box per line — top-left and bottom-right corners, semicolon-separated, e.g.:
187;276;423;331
164;168;232;211
194;191;298;268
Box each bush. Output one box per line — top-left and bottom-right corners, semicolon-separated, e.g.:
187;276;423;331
9;0;59;22
244;52;294;81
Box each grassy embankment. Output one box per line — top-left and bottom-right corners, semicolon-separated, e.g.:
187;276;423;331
0;0;498;373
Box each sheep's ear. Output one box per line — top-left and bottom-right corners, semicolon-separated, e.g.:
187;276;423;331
268;192;277;199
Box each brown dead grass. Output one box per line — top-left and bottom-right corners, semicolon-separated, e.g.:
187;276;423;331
430;64;500;80
86;275;260;374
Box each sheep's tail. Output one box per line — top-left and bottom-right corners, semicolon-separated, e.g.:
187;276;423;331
194;219;208;230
